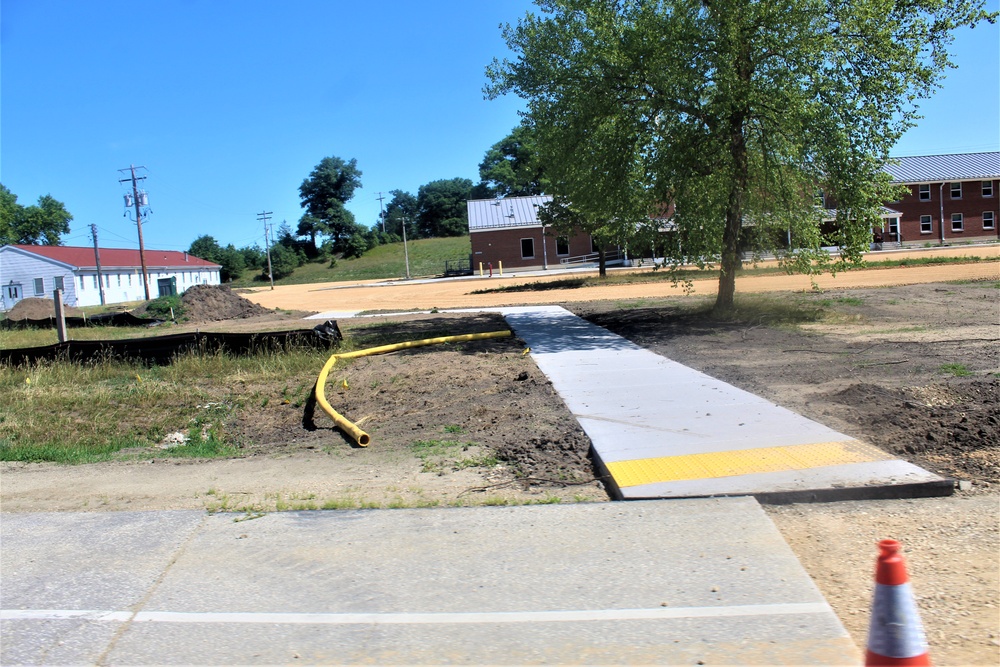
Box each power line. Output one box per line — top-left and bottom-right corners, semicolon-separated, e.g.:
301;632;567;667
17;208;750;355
118;165;151;300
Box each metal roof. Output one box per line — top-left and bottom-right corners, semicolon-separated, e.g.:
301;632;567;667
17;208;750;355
2;245;221;271
885;152;1000;184
467;195;552;231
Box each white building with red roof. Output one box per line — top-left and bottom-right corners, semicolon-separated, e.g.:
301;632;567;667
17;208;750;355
0;244;221;310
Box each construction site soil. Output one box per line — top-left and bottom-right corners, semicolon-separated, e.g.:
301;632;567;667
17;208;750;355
2;264;998;665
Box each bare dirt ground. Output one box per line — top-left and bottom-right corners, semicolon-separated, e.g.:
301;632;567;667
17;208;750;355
2;253;998;664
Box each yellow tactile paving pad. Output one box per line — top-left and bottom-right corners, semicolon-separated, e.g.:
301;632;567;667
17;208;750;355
607;440;891;488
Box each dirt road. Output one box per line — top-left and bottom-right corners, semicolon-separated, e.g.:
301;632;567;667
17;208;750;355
242;245;999;313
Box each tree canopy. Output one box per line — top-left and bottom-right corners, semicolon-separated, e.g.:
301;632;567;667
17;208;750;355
416;178;474;238
382;189;418;239
487;0;994;310
476;122;548;198
187;234;246;282
1;185;73;246
298;156;364;253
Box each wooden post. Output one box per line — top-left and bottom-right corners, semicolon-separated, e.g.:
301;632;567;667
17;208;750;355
53;289;68;343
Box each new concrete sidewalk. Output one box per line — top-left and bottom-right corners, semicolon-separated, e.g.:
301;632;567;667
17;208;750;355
1;500;858;665
500;306;951;502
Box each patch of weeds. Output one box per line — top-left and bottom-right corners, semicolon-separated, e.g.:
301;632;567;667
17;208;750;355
411;439;496;473
939;363;972;377
443;424;465;434
534;495;562;504
481;496;510;506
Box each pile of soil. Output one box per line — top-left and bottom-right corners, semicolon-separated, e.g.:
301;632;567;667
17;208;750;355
5;297;83;320
179;284;270;323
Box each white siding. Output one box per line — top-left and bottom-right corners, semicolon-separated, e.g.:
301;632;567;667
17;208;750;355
1;247;221;310
0;247;79;310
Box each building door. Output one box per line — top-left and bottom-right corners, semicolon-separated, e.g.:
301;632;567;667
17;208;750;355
157;277;177;297
4;283;23;309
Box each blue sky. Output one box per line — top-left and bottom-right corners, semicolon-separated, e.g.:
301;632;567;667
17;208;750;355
2;1;998;253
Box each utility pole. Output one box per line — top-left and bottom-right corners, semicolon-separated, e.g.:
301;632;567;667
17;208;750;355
90;224;106;305
375;192;387;233
401;216;411;280
258;210;274;290
118;165;151;300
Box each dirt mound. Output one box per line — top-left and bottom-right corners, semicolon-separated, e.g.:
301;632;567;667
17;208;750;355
6;297;83;321
180;285;270;323
831;379;1000;484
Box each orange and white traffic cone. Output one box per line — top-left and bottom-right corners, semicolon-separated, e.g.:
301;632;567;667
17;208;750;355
865;539;931;666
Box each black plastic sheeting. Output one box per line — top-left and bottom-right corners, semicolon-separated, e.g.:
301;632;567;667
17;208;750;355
0;312;164;330
1;324;340;367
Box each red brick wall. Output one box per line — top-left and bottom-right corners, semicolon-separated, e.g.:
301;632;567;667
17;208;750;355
471;227;594;270
890;179;999;243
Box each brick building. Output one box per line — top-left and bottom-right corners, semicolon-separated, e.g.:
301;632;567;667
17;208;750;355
467;195;597;271
467;152;999;270
882;152;999;246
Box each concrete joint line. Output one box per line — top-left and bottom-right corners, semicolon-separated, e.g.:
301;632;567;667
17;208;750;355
3;602;834;626
92;514;208;666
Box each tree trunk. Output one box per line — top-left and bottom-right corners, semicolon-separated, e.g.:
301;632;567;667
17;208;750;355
715;110;748;314
598;246;607;278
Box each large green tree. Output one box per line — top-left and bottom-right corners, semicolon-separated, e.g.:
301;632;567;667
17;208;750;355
1;185;73;246
382;189;418;239
487;0;993;311
298;156;364;253
476;122;548;197
416;178;474;238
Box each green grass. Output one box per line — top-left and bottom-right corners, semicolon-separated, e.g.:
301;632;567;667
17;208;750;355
230;236;472;287
0;347;334;464
939;363;972;377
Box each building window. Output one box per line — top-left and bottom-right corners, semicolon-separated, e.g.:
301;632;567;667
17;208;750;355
33;278;44;295
984;181;994;198
54;276;64;291
983;211;995;230
888;218;899;241
79;276;86;291
919;184;931;201
93;275;98;288
951;213;964;232
117;274;121;287
556;237;569;256
920;215;933;234
128;274;133;285
520;238;535;259
950;182;962;199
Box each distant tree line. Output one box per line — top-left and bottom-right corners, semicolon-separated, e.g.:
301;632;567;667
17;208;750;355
183;126;548;281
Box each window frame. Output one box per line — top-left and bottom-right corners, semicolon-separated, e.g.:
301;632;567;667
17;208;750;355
951;213;964;232
983;211;995;230
919;215;933;234
54;276;64;291
555;236;570;256
33;277;45;296
520;237;535;259
918;184;931;201
983;181;994;198
950;182;962;199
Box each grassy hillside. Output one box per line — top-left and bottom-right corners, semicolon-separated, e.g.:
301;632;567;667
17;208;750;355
233;236;472;287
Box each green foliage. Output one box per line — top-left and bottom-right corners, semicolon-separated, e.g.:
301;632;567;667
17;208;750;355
939;363;972;377
416;178;474;238
298;156;364;253
476;122;547;197
144;294;183;320
0;184;73;245
382;189;418;239
268;243;300;280
487;0;995;311
187;235;246;282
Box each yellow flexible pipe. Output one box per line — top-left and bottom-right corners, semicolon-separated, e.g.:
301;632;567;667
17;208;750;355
315;330;513;447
